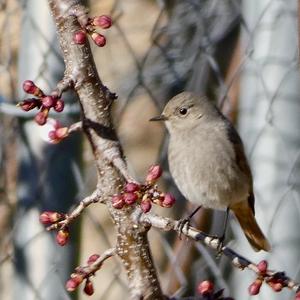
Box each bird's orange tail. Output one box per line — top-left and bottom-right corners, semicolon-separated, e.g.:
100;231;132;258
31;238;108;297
231;201;271;252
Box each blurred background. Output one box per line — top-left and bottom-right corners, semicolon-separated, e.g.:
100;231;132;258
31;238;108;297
1;0;300;299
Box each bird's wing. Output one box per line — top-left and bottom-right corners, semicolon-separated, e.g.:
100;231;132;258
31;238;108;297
225;121;255;214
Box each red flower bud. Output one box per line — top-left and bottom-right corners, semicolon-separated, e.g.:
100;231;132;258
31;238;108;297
123;192;138;205
48;130;57;141
141;200;152;213
73;30;87;44
42;96;55;108
248;279;262;295
48;129;68;144
39;211;64;225
19;98;40;111
269;282;283;292
23;80;36;94
146;165;163;183
91;32;106;47
56;228;70;246
257;260;268;274
162;193;175;207
124;182;140;193
84;279;94;296
92;15;112;29
35;109;49;125
66;273;84;292
197;280;214;296
54;99;64;112
66;278;79;292
295;291;300;300
23;80;43;97
70;272;84;284
112;194;125;209
87;254;100;265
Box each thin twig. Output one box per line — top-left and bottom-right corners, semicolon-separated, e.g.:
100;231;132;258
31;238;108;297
140;213;300;294
46;190;101;231
68;121;82;134
80;247;116;275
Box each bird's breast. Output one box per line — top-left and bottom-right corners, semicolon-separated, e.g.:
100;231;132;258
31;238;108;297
168;131;249;209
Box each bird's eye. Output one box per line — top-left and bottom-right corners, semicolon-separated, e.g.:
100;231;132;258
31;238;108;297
179;107;188;115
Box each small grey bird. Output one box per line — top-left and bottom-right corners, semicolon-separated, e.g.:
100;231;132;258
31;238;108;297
150;92;270;252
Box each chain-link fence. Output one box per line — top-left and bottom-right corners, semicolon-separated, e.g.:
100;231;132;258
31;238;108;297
1;0;300;299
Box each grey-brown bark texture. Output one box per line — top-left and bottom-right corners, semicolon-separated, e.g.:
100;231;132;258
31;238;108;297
48;0;164;299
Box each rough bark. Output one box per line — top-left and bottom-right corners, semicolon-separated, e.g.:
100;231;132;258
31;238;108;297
48;1;164;299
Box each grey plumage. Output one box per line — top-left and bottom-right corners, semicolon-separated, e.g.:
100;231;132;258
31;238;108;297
151;92;270;251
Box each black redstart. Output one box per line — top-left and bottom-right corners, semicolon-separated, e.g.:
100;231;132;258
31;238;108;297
150;92;270;251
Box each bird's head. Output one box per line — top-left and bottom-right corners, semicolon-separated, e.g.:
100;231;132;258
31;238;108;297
150;92;219;132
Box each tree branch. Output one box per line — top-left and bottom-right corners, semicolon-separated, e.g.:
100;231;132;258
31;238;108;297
47;0;164;299
140;212;300;295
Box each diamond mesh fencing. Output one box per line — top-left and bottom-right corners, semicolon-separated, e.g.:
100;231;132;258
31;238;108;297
0;0;300;299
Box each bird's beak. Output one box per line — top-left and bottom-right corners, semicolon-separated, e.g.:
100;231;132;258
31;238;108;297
149;114;168;122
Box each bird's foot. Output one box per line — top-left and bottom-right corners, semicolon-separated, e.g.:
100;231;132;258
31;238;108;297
216;234;225;258
177;205;202;239
177;217;191;239
215;207;229;257
207;232;226;258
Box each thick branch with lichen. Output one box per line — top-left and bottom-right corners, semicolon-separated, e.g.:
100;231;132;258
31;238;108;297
47;0;164;299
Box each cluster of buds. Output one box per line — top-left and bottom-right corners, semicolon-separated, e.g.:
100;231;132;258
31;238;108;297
112;165;176;213
18;80;64;125
39;211;69;246
248;260;288;296
73;15;112;47
197;280;234;300
66;254;102;296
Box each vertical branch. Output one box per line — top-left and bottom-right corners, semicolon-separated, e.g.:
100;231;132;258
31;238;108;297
47;0;164;299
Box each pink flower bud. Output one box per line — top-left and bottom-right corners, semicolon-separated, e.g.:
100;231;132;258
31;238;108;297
54;99;64;112
92;15;112;29
123;192;138;205
35;109;49;125
48;128;68;144
48;130;57;141
39;211;64;225
91;32;106;47
197;280;214;296
295;291;300;300
70;272;84;284
84;279;94;296
124;182;140;193
19;98;40;111
73;30;87;44
23;80;36;94
269;282;283;292
112;194;125;209
23;80;43;97
42;96;55;108
146;165;163;183
141;200;152;213
162;193;175;207
248;279;262;295
257;260;268;274
66;273;84;291
56;228;70;246
66;278;79;292
87;254;100;265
